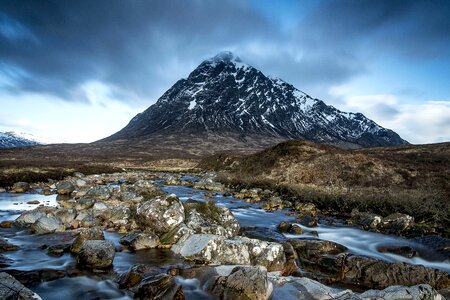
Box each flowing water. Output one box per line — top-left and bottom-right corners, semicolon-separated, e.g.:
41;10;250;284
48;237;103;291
1;180;449;299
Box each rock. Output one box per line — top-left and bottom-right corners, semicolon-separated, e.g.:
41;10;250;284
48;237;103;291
241;227;287;243
262;196;284;210
73;172;85;178
70;227;105;253
193;179;224;192
47;244;69;257
276;222;303;234
0;220;13;228
120;231;160;250
77;240;115;269
85;186;111;201
350;209;382;230
93;202;108;211
118;264;165;289
294;202;318;215
76;179;87;187
54;208;77;225
0;272;42;299
15;210;47;225
12;182;30;193
0;188;6;192
134;273;184;300
136;194;185;234
80;214;98;228
74;198;96;210
207;266;272;300
56;181;75;195
159;224;194;245
120;191;144;203
381;213;414;234
377;245;417;258
26;200;40;205
0;238;19;252
296;213;318;227
31;216;65;234
342;255;450;289
288;238;347;260
413;235;450;259
360;284;445;299
172;234;286;271
184;200;240;237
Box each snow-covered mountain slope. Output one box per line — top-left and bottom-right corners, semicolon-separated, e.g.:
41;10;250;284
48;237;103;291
0;131;52;148
104;51;408;148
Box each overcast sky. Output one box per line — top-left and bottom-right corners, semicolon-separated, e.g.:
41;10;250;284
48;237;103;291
1;0;449;144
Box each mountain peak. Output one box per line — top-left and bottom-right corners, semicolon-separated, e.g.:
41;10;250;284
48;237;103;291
207;51;242;64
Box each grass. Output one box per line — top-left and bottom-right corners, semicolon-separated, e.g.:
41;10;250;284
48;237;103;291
183;200;223;223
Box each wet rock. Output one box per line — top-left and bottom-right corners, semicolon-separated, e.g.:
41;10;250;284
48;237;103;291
118;264;164;289
12;182;30;193
342;255;450;289
0;220;13;228
262;196;284;211
26;200;40;205
350;209;382;230
31;216;65;234
74;198;96;210
80;214;99;228
85;186;111;201
56;181;75;195
207;266;272;300
193;179;224;192
240;227;287;243
0;272;42;299
70;227;105;253
276;222;303;235
377;245;417;258
381;213;414;235
184;200;240;237
77;240;115;269
136;194;185;234
172;234;286;271
134;273;184;300
120;231;160;250
0;238;19;252
47;244;69;257
296;213;318;227
288;238;347;270
294;202;318;215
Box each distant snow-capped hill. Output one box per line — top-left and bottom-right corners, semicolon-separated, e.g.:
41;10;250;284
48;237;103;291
0;131;54;149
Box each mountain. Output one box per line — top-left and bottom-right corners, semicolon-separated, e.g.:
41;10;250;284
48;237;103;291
0;131;54;149
103;51;408;152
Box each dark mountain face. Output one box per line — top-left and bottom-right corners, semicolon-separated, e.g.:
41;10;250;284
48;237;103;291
104;51;408;149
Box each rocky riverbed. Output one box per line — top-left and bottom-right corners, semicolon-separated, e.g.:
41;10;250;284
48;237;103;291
0;171;449;299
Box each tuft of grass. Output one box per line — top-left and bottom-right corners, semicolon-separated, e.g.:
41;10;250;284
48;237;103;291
184;200;223;223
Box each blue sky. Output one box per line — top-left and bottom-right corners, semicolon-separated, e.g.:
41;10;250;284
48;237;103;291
0;0;449;143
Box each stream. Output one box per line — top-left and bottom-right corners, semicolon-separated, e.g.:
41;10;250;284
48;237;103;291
1;179;449;299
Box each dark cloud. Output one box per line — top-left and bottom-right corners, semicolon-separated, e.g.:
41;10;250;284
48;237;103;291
0;0;449;104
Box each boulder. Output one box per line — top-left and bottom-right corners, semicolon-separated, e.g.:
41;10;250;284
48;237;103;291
134;273;184;300
240;227;287;243
277;222;303;235
381;213;414;234
77;240;115;269
120;231;160;250
136;194;185;234
74;198;96;210
171;234;286;271
350;209;382;230
207;266;273;300
56;181;75;195
118;264;165;289
15;210;47;225
159;224;194;245
377;245;417;258
184;200;240;237
0;272;42;299
85;186;111;201
70;227;105;253
31;216;65;234
288;238;347;261
54;208;77;225
360;284;445;299
12;182;30;193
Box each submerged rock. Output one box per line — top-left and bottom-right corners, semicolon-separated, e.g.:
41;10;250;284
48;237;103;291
136;194;185;234
0;272;42;299
77;240;115;269
377;245;417;258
